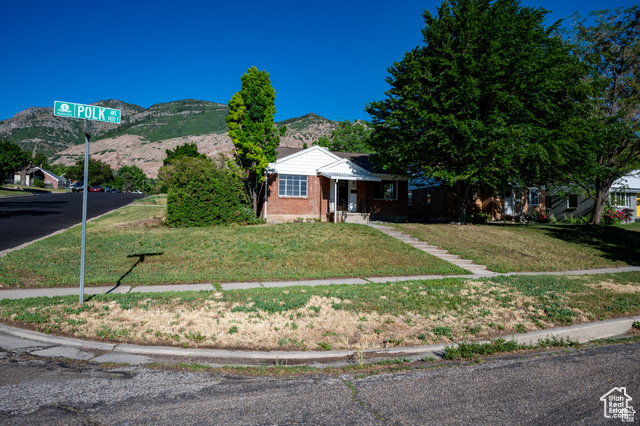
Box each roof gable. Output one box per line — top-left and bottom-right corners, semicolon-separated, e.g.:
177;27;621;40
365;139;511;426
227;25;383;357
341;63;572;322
268;146;344;175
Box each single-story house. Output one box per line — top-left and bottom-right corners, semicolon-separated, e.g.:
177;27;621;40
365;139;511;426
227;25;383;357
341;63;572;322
476;170;640;222
15;166;69;189
264;146;408;223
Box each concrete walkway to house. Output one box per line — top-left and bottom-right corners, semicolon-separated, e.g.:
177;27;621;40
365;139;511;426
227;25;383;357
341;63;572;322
367;223;493;275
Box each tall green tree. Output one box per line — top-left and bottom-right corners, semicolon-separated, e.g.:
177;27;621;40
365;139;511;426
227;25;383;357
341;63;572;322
226;66;284;215
566;6;640;224
67;158;114;186
0;141;29;183
314;120;374;153
365;0;587;222
114;165;149;192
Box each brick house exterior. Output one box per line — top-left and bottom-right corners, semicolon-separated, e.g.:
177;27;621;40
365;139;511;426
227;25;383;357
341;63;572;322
264;146;408;223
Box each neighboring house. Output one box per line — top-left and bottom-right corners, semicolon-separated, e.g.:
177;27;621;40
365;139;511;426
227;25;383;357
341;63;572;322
264;146;408;223
15;166;69;189
610;170;640;222
407;178;450;223
475;186;550;221
478;170;640;222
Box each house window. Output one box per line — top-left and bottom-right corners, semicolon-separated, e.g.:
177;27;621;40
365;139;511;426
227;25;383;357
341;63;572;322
424;188;431;205
374;181;397;200
545;195;552;209
611;192;632;208
567;194;578;210
278;175;307;197
529;188;540;206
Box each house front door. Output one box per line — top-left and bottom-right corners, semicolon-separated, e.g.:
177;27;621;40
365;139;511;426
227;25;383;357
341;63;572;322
337;180;349;211
348;180;357;212
504;189;515;216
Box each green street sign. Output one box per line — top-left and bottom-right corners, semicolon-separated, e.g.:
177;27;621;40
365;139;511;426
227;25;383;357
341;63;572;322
54;101;121;124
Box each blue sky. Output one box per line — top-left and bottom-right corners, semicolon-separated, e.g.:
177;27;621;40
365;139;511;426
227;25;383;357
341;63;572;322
2;0;636;123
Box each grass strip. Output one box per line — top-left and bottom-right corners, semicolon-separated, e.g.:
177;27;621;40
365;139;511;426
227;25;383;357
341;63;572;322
443;336;580;360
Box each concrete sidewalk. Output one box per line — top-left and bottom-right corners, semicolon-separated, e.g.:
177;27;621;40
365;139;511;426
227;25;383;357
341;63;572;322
2;266;640;300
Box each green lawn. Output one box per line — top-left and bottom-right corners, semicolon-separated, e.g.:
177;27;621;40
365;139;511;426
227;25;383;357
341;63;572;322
0;205;466;288
392;223;640;273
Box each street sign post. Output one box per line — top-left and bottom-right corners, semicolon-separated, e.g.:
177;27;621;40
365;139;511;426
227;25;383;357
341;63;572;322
54;101;121;304
54;101;121;124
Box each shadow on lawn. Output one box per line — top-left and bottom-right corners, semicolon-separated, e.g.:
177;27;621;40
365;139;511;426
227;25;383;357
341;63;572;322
488;223;640;266
116;253;164;286
86;252;164;301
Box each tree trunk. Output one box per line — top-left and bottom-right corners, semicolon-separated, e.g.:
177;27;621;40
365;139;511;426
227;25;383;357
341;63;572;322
19;142;39;186
453;181;472;224
589;177;615;225
19;167;28;186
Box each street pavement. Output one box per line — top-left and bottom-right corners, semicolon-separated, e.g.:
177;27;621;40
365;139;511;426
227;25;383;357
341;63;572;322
1;337;638;424
0;192;146;253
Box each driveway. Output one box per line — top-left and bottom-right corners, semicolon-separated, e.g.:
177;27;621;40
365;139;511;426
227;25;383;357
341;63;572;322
0;192;146;252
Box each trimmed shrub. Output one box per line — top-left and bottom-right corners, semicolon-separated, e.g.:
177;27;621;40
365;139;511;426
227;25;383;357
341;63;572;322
165;157;255;227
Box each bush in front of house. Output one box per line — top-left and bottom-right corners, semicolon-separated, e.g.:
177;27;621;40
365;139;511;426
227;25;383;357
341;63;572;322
165;157;256;227
601;205;627;226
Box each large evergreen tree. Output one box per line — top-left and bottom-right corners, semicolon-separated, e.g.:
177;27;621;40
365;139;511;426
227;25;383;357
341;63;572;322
226;67;284;216
366;0;587;222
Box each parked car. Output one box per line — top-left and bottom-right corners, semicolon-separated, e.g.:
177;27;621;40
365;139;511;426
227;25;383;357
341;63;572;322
104;187;112;193
71;182;83;193
89;185;104;192
112;188;119;193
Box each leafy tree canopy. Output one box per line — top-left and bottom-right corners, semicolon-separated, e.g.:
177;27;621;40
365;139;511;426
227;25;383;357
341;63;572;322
564;5;640;224
163;142;206;166
115;165;149;192
67;158;114;187
314;120;374;153
365;0;587;222
0;141;29;183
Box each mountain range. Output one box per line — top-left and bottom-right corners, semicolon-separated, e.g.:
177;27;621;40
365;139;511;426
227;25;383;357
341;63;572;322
0;99;338;178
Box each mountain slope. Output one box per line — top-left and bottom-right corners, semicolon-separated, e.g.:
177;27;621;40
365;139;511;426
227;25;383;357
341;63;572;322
1;100;340;178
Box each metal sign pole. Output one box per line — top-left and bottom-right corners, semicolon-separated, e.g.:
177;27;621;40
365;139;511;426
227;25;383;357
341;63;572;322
53;101;120;304
79;119;91;304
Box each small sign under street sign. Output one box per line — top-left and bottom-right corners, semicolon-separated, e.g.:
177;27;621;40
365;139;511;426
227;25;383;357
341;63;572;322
54;100;121;124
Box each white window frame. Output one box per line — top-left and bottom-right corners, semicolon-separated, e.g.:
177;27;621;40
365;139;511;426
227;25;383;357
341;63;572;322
567;194;578;210
528;188;540;206
278;174;308;198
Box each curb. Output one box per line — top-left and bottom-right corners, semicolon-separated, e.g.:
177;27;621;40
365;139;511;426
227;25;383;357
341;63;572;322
2;316;638;365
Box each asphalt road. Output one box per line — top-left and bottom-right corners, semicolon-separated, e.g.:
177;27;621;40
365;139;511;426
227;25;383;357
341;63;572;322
1;341;638;425
0;192;146;252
